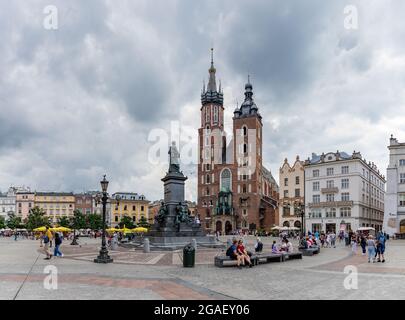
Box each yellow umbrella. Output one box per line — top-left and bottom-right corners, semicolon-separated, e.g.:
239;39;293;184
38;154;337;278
106;228;121;233
132;227;148;233
33;226;47;232
122;227;133;234
53;227;72;232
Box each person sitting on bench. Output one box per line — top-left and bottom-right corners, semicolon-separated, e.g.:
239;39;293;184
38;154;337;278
226;239;245;269
237;239;253;268
300;237;308;249
254;237;263;253
272;241;281;253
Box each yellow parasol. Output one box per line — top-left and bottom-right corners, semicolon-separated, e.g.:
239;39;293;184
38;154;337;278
106;228;121;233
33;226;47;232
132;227;148;233
53;227;72;232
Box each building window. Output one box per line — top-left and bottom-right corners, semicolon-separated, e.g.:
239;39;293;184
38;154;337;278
132;205;136;211
327;168;334;176
133;216;136;222
206;174;210;184
342;179;349;189
342;166;349;174
220;168;231;192
326;194;334;202
400;173;405;184
340;207;351;217
243;126;247;136
326;180;334;188
341;193;350;201
400;159;405;166
313;170;319;177
284;190;289;198
206;188;210;196
313;181;320;191
115;216;118;222
295;176;300;185
141;206;144;211
214;106;218;123
284;178;288;187
295;189;300;197
243;143;247;154
399;194;405;207
124;205;127;211
326;208;336;218
313;195;320;203
243;185;247;193
310;209;322;218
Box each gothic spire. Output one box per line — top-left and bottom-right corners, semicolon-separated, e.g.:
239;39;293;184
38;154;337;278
201;48;223;106
207;48;217;92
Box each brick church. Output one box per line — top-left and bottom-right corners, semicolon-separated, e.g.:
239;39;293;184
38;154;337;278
197;50;279;235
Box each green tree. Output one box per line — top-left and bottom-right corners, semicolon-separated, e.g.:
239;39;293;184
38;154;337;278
70;209;87;230
86;213;103;230
118;215;135;229
137;216;150;228
69;209;87;245
0;216;5;229
6;213;23;229
25;206;50;230
57;216;71;228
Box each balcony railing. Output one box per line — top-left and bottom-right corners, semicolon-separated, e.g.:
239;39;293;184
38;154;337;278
308;200;353;208
321;187;339;193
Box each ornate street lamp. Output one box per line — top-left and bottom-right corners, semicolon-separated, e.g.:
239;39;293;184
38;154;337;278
94;175;113;264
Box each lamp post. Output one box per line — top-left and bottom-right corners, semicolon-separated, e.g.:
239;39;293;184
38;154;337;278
94;175;113;264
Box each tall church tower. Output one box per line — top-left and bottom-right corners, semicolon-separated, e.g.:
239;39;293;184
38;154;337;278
197;49;226;230
232;78;266;230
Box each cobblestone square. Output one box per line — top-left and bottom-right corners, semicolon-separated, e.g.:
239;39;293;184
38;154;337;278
1;236;405;300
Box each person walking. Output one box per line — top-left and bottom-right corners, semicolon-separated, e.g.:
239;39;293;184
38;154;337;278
42;227;53;260
351;234;357;254
360;235;367;256
367;235;376;263
376;232;386;263
54;232;63;257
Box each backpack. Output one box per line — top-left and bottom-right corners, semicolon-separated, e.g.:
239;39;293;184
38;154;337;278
43;235;49;244
256;242;263;252
226;246;234;257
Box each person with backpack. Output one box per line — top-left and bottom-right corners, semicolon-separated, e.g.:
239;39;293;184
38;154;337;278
254;238;263;253
376;232;386;263
226;238;244;269
42;226;53;260
54;232;63;257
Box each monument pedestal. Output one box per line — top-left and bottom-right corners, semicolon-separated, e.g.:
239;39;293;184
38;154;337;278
144;154;221;250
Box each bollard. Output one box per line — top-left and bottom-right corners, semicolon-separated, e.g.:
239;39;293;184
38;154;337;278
191;239;197;251
143;238;150;253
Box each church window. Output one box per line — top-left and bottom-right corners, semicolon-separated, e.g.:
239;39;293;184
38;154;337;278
243;143;247;154
214;106;218;123
206;174;210;184
243;126;247;136
206;107;210;123
221;168;232;192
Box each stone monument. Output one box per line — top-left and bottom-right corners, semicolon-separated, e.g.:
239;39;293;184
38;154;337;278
146;141;218;250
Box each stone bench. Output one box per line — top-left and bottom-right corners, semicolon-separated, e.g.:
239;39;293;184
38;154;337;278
255;253;283;265
282;252;303;261
298;247;319;256
214;255;258;268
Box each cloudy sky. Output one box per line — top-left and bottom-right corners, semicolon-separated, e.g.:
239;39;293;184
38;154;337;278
1;0;405;201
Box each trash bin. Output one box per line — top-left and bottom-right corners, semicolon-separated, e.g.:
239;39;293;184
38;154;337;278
183;244;195;268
